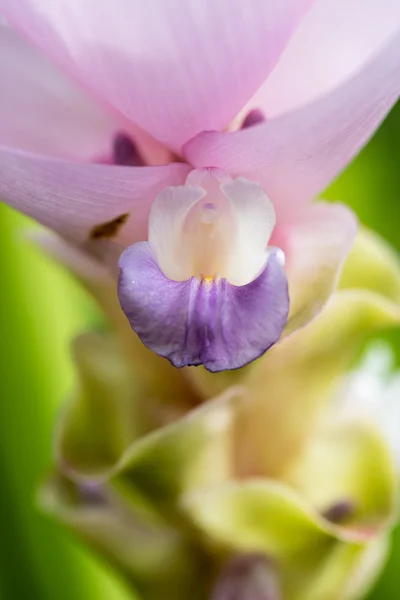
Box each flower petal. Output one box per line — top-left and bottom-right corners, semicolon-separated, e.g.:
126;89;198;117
148;173;277;285
281;202;358;336
0;147;190;243
118;243;289;372
148;184;207;282
184;30;400;209
0;0;314;150
241;0;400;119
0;25;132;159
220;177;277;285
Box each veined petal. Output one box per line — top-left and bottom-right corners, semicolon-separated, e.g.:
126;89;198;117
0;0;314;150
241;0;400;119
184;30;400;211
0;148;190;243
281;202;358;336
118;243;289;372
0;25;134;160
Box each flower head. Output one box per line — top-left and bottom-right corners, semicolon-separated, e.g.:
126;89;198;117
0;0;399;370
118;169;289;370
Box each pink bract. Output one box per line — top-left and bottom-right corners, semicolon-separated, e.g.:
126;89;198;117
0;0;399;368
0;0;397;242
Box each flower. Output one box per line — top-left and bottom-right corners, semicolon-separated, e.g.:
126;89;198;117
0;0;399;370
38;226;400;600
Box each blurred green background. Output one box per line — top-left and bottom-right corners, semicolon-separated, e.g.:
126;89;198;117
0;103;399;599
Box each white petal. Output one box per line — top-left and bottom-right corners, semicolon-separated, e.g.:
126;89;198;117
221;177;276;285
148;172;277;285
148;185;206;280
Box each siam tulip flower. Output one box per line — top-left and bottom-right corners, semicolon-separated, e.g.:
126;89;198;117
37;226;400;600
0;0;400;370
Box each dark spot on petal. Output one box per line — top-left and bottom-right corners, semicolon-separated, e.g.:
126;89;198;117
212;553;282;600
170;151;185;163
90;213;129;240
241;109;266;129
77;482;107;506
322;499;356;524
113;132;145;166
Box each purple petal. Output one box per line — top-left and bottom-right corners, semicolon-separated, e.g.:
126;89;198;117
118;243;289;372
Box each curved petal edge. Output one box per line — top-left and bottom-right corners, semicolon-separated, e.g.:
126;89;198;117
118;243;289;372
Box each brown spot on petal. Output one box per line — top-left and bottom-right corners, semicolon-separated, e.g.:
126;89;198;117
77;482;108;506
113;132;145;166
322;499;356;524
90;213;129;240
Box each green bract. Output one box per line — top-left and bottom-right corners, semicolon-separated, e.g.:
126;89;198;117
39;227;400;599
